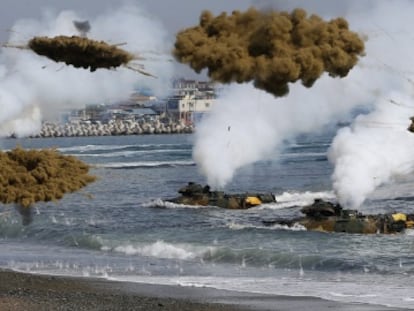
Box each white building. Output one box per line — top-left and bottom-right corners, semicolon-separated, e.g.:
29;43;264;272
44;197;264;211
167;79;216;125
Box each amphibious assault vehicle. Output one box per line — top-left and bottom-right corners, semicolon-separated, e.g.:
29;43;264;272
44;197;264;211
166;184;413;234
167;182;276;209
263;198;414;234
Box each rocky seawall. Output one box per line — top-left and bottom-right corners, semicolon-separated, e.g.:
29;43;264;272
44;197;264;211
29;119;194;138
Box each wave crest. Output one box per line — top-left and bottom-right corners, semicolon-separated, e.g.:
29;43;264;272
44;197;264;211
103;240;215;260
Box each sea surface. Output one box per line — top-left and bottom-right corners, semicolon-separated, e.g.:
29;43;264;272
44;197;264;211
1;131;414;309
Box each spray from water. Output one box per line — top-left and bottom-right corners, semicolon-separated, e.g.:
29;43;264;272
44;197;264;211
0;4;173;137
327;1;414;208
329;94;414;209
193;73;373;188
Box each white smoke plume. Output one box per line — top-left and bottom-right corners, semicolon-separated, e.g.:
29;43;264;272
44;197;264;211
328;0;414;208
0;4;173;137
329;93;414;209
194;0;414;209
193;73;373;188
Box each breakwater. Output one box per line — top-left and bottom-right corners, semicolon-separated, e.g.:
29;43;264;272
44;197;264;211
31;119;194;138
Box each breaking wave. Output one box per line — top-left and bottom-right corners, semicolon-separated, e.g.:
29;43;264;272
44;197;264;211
58;143;191;153
58;144;136;152
101;240;215;260
69;149;189;158
70;236;381;273
225;221;306;231
96;160;195;169
250;190;335;210
142;199;209;209
268;190;336;209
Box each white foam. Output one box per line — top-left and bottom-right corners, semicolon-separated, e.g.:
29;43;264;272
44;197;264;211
226;221;306;231
254;190;335;210
266;223;307;231
404;229;414;236
142;199;209;209
107;274;414;310
58;143;187;153
68;150;139;158
108;240;215;260
58;144;135;152
276;190;335;203
95;160;194;168
71;149;188;158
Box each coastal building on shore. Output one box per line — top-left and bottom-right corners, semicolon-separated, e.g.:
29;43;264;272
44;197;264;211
166;78;217;125
29;78;217;138
62;78;217;126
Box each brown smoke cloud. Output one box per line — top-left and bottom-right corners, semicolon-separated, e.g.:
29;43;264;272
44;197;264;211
4;35;156;76
28;35;134;72
0;147;96;209
173;8;365;96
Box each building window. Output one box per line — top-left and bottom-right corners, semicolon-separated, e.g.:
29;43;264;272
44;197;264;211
205;103;210;108
182;104;185;108
189;103;194;108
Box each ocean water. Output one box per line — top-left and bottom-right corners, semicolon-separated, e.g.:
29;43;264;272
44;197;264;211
1;132;414;309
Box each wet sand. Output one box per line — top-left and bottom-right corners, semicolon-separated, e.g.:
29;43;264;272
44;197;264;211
0;269;408;310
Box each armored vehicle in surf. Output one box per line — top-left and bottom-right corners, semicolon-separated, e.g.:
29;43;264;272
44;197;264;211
167;182;276;209
263;198;414;234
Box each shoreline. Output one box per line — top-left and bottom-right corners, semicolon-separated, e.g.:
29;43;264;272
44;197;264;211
0;269;408;310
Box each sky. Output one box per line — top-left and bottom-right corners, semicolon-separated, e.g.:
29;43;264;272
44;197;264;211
0;0;369;78
0;0;254;78
0;0;369;38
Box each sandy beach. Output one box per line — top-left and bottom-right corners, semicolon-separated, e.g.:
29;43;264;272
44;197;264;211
0;269;408;311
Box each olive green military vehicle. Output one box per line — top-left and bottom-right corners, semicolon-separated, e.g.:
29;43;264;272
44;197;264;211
263;198;414;234
167;182;276;209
